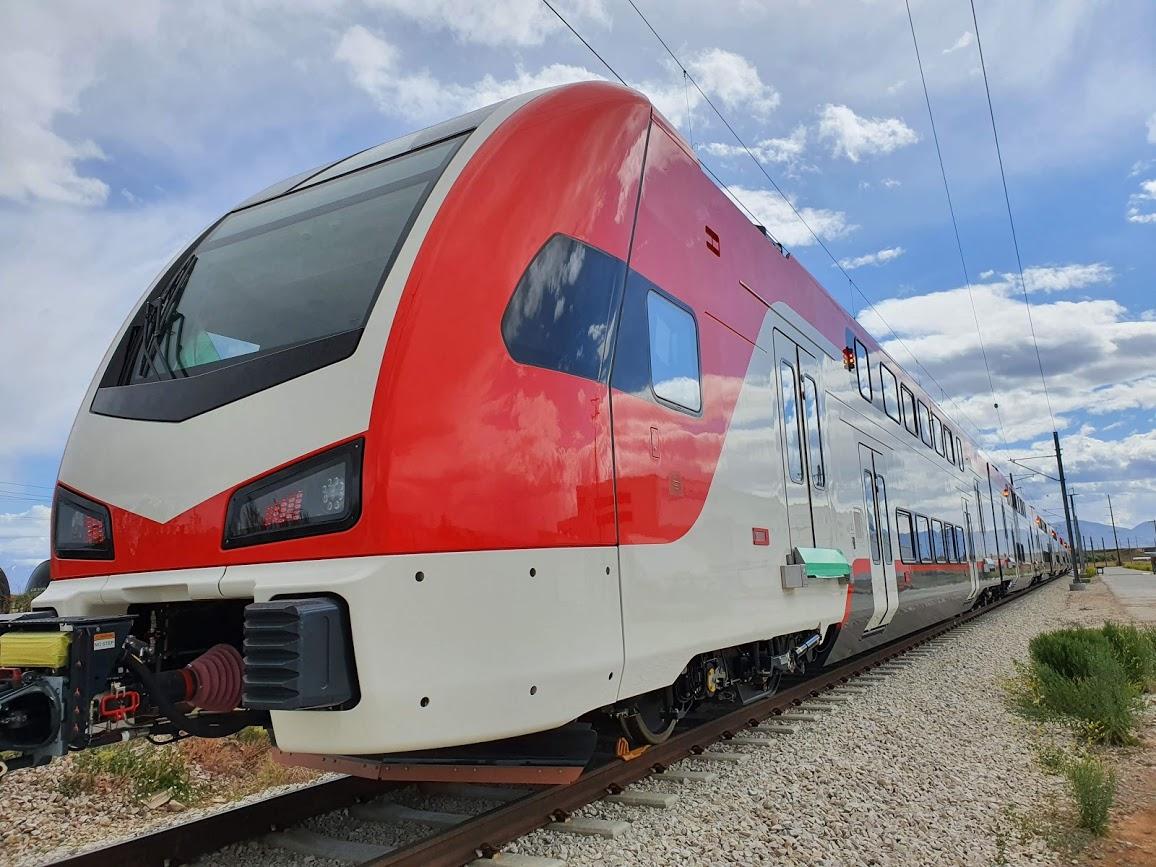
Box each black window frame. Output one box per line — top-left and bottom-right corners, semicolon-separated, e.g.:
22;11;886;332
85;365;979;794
917;400;933;447
931;518;946;562
880;364;900;423
645;288;703;415
780;360;805;485
854;339;872;402
915;514;932;563
900;383;918;436
931;412;944;456
956;435;965;470
944;427;955;465
896;508;916;563
801;373;825;489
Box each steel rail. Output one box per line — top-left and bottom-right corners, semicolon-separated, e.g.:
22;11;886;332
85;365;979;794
366;580;1054;867
51;776;395;867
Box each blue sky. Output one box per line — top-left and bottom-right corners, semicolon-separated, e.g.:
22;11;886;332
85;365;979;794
2;0;1155;589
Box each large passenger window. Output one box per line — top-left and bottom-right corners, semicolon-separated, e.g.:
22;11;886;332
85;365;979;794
801;375;825;488
502;234;626;383
854;340;871;401
916;514;932;562
896;509;916;562
944;428;955;464
780;362;804;484
930;413;943;455
646;292;701;412
880;365;900;423
900;384;918;436
931;519;945;562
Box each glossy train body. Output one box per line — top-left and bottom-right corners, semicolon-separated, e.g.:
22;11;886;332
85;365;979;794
38;83;1070;755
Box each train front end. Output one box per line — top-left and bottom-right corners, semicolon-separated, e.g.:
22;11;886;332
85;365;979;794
2;83;654;770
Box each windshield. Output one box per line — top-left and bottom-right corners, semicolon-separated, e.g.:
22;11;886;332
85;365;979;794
122;135;463;384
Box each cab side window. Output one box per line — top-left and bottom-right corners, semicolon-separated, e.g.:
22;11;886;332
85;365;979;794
502;234;625;383
646;291;701;413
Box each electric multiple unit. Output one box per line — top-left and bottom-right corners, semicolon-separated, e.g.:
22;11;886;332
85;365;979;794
0;83;1071;770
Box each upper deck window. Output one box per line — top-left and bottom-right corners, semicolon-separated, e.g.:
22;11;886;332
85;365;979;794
917;400;933;447
880;364;900;423
900;384;918;436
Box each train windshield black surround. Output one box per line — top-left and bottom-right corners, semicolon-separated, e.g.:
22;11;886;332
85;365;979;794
93;135;466;422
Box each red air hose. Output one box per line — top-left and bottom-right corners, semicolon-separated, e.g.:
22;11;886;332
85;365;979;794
185;644;244;712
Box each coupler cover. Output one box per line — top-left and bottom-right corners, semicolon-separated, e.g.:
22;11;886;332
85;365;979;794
242;598;356;711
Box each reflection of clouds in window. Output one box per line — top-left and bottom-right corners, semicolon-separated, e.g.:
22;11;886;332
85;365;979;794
647;292;701;412
652;376;699;409
501;235;620;382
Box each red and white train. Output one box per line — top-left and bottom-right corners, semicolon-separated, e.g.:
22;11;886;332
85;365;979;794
1;83;1068;768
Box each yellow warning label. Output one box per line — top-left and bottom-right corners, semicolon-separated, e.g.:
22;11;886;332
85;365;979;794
93;632;117;652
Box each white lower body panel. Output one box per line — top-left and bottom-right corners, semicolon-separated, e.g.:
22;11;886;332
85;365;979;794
38;548;624;755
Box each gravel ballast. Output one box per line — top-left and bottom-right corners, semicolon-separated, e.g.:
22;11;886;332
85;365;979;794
506;579;1082;866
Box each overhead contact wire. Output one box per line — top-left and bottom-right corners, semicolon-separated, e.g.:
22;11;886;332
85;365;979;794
968;0;1056;430
620;0;991;442
904;0;1008;449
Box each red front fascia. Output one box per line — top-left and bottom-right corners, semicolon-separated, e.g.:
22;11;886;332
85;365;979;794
54;84;653;579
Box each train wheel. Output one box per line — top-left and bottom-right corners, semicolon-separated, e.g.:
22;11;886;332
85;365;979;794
620;688;678;745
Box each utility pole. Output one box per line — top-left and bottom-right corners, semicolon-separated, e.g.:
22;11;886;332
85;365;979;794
1054;431;1077;576
1107;494;1122;566
1070;492;1085;576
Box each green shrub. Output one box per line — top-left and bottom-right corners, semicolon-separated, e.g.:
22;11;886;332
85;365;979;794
1016;624;1155;745
65;742;196;802
1065;755;1116;836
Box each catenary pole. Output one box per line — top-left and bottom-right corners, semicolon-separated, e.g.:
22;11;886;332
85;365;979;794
1107;494;1122;566
1053;431;1077;572
1070;493;1085;576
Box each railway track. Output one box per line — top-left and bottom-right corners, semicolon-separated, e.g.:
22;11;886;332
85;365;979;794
50;577;1060;867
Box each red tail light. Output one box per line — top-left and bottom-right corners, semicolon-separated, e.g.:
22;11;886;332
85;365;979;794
53;487;114;560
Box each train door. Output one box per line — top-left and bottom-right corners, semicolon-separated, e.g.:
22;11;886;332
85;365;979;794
773;330;815;549
858;443;899;631
962;495;980;600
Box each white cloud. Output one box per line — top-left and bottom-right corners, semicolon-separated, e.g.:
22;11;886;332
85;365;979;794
881;177;901;189
817;104;918;162
943;31;974;55
1127;178;1156;224
686;48;780;118
724;185;853;247
362;0;608;47
855;267;1156;444
979;269;996;279
838;246;904;270
700;125;807;166
0;203;205;461
335;25;600;123
0;16;116;205
0;506;51;591
1132;159;1155;177
1015;262;1114;293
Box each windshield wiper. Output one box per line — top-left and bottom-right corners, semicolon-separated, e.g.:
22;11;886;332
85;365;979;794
134;255;198;381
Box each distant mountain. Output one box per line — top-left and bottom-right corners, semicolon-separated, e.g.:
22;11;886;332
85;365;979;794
1070;519;1156;551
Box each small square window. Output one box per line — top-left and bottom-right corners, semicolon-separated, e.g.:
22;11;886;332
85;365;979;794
646;291;701;413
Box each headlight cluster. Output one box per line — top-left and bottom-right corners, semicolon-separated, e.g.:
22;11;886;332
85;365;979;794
223;439;364;548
